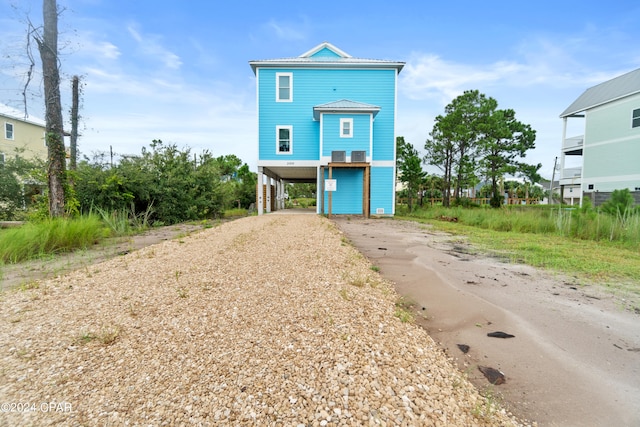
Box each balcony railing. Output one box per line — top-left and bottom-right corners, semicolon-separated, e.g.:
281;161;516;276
561;167;582;180
563;135;584;152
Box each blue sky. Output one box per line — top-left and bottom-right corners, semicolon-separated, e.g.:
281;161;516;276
1;0;639;179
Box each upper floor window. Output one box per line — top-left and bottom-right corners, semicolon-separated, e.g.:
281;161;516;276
276;73;292;102
633;108;640;128
277;126;292;154
5;122;14;140
340;118;353;138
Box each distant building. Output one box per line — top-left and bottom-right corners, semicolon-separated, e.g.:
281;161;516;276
249;42;404;216
0;103;47;163
559;68;640;206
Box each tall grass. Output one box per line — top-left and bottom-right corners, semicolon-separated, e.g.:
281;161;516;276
399;205;640;250
0;216;109;264
92;204;153;235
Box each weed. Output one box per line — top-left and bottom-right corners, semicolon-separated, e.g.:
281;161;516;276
98;326;120;345
75;325;120;346
472;387;500;421
18;280;40;291
339;288;351;301
394;296;416;323
349;276;367;288
75;331;96;345
370;265;380;272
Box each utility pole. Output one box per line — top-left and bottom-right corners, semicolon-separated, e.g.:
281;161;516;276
550;156;558;205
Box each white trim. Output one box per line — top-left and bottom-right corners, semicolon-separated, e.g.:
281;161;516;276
4;122;14;140
276;72;293;102
258;160;319;167
299;42;352;58
369;113;374;161
276;125;293;155
371;160;395;167
340;118;353;138
255;69;260;168
319;113;324;159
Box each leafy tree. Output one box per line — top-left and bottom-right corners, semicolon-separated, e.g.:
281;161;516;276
0;152;46;220
425;90;492;206
396;137;426;212
424;116;454;206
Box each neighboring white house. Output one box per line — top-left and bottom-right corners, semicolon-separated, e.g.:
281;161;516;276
559;68;640;206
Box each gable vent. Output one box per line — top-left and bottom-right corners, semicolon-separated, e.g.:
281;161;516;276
331;151;346;162
351;151;366;162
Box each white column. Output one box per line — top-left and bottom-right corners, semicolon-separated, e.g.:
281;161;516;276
266;176;272;213
279;179;285;210
257;167;264;215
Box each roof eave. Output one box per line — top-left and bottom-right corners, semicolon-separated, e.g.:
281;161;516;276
249;61;405;75
560;89;640;118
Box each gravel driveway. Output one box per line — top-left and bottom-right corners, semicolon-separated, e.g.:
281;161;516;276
1;214;525;426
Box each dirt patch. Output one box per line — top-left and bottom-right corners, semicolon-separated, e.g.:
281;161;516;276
334;217;640;427
0;222;208;292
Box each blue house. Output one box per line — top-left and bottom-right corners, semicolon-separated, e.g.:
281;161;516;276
249;42;404;216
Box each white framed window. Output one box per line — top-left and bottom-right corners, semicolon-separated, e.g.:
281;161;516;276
632;108;640;128
340;118;353;138
276;125;292;154
276;72;292;102
5;122;14;140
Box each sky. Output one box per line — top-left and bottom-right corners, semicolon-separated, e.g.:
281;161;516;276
1;0;640;179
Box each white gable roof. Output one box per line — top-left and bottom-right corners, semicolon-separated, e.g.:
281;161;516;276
299;42;352;58
560;68;640;117
249;42;404;74
313;99;381;120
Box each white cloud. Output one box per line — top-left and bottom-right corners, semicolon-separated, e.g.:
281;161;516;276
127;24;182;70
265;19;307;41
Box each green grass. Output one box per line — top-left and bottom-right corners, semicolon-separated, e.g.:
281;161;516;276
0;216;109;264
223;208;249;218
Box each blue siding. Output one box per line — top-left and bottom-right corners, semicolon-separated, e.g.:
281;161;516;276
323;168;364;214
369;167;395;215
258;68;396;162
310;47;342;59
322;115;370;157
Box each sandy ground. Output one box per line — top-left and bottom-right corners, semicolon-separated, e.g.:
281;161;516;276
333;217;640;427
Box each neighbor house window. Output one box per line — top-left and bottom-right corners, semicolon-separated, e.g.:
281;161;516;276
340;118;353;138
5;122;14;140
633;108;640;128
277;126;292;154
276;73;293;102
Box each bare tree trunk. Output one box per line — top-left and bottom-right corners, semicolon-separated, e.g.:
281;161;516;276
37;0;66;217
70;75;79;173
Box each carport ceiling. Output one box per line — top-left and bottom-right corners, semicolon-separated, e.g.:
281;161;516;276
264;166;317;183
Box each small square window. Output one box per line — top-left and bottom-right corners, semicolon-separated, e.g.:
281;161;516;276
276;73;292;102
340;118;353;138
277;126;292;154
633;108;640;128
5;122;14;140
